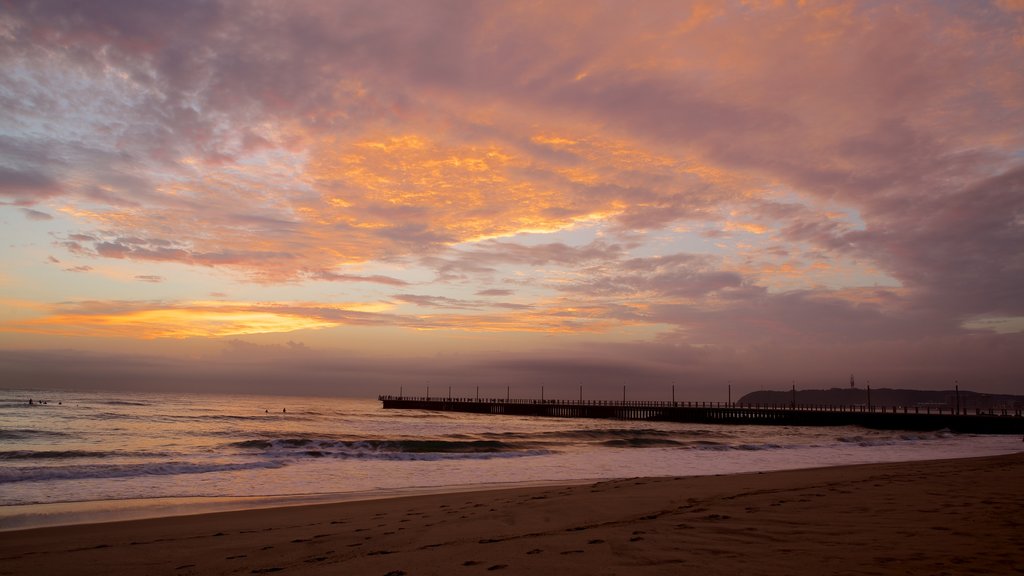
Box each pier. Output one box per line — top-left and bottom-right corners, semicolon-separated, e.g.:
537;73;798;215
379;396;1024;434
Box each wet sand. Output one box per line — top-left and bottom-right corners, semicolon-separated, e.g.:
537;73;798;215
1;453;1021;575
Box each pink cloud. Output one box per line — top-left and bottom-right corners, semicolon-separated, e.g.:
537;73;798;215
1;1;1022;391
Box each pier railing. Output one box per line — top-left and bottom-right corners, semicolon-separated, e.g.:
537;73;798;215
378;395;1024;434
379;395;1022;417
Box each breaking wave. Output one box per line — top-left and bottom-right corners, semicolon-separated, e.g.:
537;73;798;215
0;461;285;484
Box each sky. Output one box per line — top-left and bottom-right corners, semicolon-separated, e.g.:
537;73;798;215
1;0;1023;399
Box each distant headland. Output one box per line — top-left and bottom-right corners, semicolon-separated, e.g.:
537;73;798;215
737;387;1023;411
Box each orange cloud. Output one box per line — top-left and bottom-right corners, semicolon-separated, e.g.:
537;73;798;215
8;301;368;339
4;299;642;340
306;133;577;242
724;221;770;234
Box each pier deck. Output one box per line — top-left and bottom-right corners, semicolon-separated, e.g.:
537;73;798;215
379;396;1024;434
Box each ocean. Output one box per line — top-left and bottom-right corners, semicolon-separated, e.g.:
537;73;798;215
2;388;1020;530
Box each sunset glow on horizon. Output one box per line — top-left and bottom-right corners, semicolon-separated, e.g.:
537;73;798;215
2;1;1022;398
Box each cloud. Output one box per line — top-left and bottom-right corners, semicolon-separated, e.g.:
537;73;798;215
3;298;622;339
5;329;1022;397
309;270;409;286
562;253;745;299
392;293;531;311
0;167;62;205
1;1;1022;391
21;208;53;221
134;275;164;283
424;240;627;282
848;165;1024;318
6;300;374;339
476;288;514;297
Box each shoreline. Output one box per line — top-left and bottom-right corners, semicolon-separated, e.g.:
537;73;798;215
1;452;1021;575
0;478;597;533
5;444;1021;533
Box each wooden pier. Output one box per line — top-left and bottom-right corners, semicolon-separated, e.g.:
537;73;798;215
379;396;1024;434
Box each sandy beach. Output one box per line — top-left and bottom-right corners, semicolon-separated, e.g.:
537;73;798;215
1;453;1021;575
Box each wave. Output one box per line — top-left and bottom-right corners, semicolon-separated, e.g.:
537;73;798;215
836;430;952;447
224;436;554;461
596;437;788;451
0;460;286;484
223;434;788;456
0;449;170;460
0;429;72;441
228;437;534;454
599;438;686;448
479;427;733;443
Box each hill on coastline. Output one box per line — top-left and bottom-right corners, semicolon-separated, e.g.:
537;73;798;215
737;387;1024;410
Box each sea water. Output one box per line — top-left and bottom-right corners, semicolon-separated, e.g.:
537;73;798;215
1;388;1020;530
